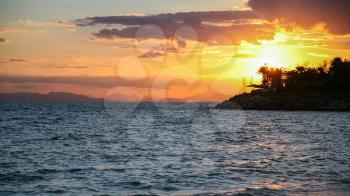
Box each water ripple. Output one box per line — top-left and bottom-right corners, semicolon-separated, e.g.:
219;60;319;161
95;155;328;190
0;103;349;195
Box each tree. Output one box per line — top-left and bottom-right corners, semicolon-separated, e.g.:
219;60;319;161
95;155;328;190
329;57;350;87
270;68;283;90
257;66;283;90
254;57;350;92
258;66;270;89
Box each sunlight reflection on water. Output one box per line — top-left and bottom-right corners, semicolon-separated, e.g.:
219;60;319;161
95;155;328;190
0;103;349;195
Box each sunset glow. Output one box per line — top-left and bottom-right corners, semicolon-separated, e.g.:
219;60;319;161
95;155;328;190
1;0;349;102
2;1;350;195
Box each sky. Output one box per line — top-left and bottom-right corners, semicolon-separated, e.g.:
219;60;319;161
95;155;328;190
0;0;349;102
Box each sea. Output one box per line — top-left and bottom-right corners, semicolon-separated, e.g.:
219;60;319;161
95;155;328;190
1;102;349;195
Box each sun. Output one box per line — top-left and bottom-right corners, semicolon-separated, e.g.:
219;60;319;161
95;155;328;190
254;45;289;68
236;32;295;81
242;44;290;81
251;31;297;69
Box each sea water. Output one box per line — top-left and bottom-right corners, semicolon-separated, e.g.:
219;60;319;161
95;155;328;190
1;103;349;195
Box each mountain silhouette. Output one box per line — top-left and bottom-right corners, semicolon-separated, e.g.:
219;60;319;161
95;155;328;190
0;92;102;102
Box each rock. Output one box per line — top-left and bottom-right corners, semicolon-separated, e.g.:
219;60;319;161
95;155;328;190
215;90;350;111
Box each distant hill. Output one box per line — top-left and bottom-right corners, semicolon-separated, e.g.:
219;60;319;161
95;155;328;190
0;92;103;102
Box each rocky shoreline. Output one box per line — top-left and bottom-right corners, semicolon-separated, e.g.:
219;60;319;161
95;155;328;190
216;90;350;111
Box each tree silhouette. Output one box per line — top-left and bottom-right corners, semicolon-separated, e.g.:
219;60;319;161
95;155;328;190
257;66;283;90
329;57;350;88
255;57;350;92
258;66;270;89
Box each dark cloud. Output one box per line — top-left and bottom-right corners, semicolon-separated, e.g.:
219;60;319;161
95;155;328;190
14;84;49;90
0;58;26;65
175;37;187;48
76;11;259;27
77;10;274;44
136;41;187;58
56;20;75;27
0;75;156;89
92;27;139;40
9;59;26;62
0;38;6;43
163;46;178;52
138;50;164;58
248;0;350;35
54;66;88;69
77;1;350;46
92;23;274;44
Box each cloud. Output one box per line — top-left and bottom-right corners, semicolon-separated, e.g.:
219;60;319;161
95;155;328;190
308;52;330;58
54;66;89;69
18;19;48;26
0;75;155;89
138;50;164;58
78;1;350;45
233;53;256;59
0;28;27;34
92;27;140;40
0;38;8;44
76;11;259;27
14;84;49;90
9;59;26;62
248;0;350;35
18;19;76;32
77;10;275;44
175;37;187;48
92;23;274;44
56;20;75;28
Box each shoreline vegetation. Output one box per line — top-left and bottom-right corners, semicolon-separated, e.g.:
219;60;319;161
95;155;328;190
216;57;350;111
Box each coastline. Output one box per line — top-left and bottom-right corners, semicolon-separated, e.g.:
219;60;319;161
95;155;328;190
215;90;350;111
